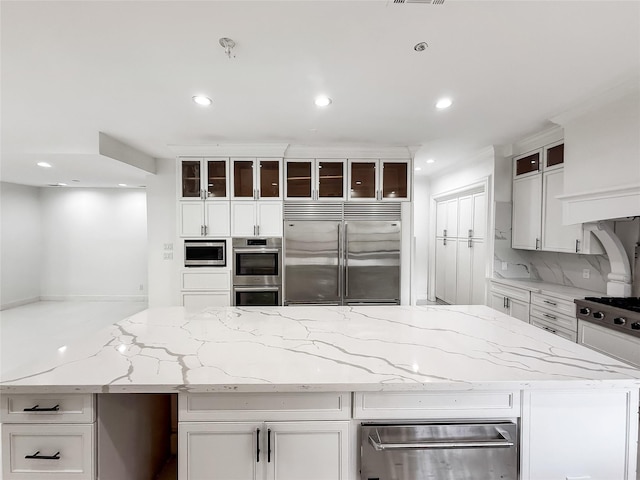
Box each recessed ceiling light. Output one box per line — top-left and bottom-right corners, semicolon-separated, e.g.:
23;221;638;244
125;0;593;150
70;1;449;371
415;167;422;171
192;95;212;106
426;159;435;164
314;96;332;107
37;162;52;168
435;98;452;109
118;183;127;187
57;183;68;186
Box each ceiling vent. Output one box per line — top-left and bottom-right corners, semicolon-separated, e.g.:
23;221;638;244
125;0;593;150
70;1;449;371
393;0;445;4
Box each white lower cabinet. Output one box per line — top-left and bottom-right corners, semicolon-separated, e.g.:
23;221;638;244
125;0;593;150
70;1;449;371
489;281;531;323
1;394;96;480
521;389;638;480
435;237;457;304
178;393;350;480
180;269;231;308
179;421;349;480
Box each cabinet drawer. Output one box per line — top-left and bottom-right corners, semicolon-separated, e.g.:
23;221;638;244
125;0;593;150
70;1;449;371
181;292;230;309
489;282;531;303
179;392;351;421
2;424;95;480
530;304;577;332
1;394;94;424
530;317;577;342
353;391;520;419
531;293;576;317
181;270;230;290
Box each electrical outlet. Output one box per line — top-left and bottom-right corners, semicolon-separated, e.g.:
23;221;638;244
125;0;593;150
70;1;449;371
501;262;508;270
582;268;590;279
163;252;173;260
139;284;144;291
163;243;173;251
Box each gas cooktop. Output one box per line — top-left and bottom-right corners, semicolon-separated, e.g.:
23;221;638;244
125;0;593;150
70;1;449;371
575;297;640;338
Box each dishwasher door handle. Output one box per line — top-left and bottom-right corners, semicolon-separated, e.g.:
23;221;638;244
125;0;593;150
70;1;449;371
368;428;514;451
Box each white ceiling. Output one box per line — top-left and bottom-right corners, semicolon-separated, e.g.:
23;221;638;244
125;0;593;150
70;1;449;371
2;0;639;187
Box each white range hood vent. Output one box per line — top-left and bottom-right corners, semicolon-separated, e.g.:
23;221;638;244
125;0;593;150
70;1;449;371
585;222;632;297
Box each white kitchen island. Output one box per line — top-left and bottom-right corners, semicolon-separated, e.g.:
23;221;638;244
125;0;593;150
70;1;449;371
1;304;639;479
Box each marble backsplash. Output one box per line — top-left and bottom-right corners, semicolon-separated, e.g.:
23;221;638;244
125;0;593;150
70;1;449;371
493;202;609;293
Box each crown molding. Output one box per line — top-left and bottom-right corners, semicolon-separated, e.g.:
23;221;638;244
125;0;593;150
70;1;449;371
512;125;564;156
168;144;289;157
284;144;412;159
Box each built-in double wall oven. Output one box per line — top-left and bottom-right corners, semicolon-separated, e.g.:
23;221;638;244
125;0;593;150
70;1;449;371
232;238;282;306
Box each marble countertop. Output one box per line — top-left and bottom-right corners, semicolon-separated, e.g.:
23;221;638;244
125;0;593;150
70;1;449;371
1;305;639;394
490;278;603;301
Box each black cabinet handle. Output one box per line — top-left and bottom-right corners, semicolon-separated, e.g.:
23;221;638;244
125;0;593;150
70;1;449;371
23;404;60;412
256;428;260;463
267;429;272;463
25;451;60;460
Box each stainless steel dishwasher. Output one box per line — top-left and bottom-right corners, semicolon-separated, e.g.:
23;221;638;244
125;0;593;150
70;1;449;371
360;421;518;480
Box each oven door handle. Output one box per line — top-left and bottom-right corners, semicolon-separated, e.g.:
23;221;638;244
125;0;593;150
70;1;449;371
234;286;281;292
367;428;514;451
234;248;281;254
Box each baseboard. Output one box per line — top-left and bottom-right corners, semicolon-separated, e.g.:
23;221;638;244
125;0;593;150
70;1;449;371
39;295;148;302
0;296;40;311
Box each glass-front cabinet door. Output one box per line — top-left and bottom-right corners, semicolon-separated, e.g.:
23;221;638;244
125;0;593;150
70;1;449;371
285;159;345;201
317;160;345;200
285;160;313;199
513;150;542;178
180;157;229;200
381;160;409;200
232;158;282;200
348;160;377;200
544;141;564;170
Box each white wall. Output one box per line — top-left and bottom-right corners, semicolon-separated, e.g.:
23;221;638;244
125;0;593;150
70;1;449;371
412;175;430;301
39;188;148;300
0;182;42;309
146;158;178;307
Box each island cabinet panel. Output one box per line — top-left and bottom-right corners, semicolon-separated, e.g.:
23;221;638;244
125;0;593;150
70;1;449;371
1;424;95;480
179;392;351;421
521;389;639;480
353;391;520;420
179;421;349;480
1;393;95;424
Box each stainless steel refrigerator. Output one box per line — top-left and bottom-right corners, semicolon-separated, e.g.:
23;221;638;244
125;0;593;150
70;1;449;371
284;204;401;304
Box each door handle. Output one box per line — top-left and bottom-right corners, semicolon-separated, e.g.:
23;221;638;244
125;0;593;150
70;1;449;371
337;223;342;297
443;229;447;238
25;451;61;460
257;225;260;236
543;300;557;306
204;225;208;236
535;238;540;250
542;313;557;320
267;429;272;463
256;428;260;463
23;404;60;412
575;239;580;253
443;238;446;246
344;223;349;297
367;428;514;451
201;225;204;236
253;225;256;236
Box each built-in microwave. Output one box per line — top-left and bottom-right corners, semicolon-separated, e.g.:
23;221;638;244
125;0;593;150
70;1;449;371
184;239;226;267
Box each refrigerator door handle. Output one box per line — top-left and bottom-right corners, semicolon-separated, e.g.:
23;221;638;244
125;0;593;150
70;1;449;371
344;223;349;298
337;223;342;297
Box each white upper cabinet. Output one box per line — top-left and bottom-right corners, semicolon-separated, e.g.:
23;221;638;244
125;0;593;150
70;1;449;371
284;159;346;201
231;201;283;237
436;198;458;238
512;142;603;254
347;159;410;201
231;158;283;201
180;157;229;200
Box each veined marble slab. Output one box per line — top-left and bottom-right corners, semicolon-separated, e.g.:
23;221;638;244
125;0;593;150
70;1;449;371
1;305;639;394
489;278;603;301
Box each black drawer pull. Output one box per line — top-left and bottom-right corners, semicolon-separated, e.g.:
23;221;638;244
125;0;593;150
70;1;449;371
23;404;60;412
25;451;61;460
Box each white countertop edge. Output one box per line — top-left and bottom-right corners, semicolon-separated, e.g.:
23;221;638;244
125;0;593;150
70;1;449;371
2;379;639;395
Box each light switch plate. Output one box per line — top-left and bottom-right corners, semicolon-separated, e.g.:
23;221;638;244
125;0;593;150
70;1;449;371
582;269;590;279
501;262;508;270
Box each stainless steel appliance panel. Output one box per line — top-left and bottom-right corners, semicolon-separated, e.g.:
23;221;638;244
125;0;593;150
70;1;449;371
233;285;282;307
184;239;226;267
232;237;282;287
361;422;518;480
284;221;341;304
344;221;400;303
